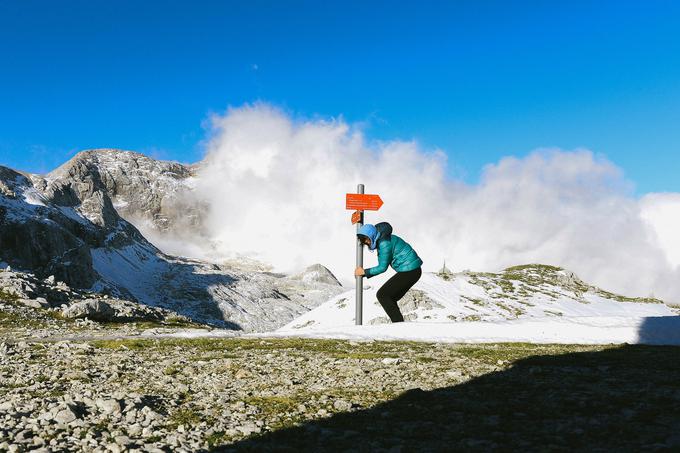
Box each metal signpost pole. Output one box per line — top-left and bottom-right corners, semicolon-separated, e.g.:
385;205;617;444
346;185;382;325
355;184;364;326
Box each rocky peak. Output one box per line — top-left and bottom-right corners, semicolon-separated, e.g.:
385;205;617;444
47;149;205;236
0;167;99;287
0;166;28;198
290;264;342;287
0;151;162;290
49;149;193;188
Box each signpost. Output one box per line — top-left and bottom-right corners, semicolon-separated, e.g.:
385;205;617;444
346;186;384;325
346;193;384;211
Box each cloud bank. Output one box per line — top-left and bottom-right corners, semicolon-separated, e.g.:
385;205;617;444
166;103;680;302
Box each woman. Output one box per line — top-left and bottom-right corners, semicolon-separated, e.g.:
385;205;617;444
354;222;423;323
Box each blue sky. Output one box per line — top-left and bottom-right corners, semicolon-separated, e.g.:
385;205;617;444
1;1;679;193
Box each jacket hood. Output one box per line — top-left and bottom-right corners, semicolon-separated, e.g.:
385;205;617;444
357;224;380;251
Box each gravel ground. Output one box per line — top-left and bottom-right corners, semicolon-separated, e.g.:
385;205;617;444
2;331;680;452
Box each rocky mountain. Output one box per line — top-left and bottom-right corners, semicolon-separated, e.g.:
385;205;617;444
48;149;205;235
0;150;344;331
0;165;103;288
280;264;679;331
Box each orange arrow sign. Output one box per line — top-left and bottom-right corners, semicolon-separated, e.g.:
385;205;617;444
346;193;384;211
351;210;362;224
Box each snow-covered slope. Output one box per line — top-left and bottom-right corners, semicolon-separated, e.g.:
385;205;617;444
266;316;680;345
280;265;679;331
91;241;345;331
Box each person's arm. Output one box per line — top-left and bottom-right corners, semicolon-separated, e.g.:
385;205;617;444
364;240;392;278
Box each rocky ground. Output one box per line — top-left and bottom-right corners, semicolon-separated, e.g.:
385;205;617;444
0;269;201;342
3;267;680;452
2;328;680;452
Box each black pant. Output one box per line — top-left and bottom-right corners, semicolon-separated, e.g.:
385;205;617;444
376;267;422;322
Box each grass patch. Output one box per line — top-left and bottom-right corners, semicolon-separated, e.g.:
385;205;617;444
453;343;602;365
494;301;525;317
462;315;482;322
505;264;564;274
436;272;453;281
0;288;20;303
0;309;51;328
0;294;76;329
100;316;204;330
84;337;585;362
205;431;231;448
163;365;182;376
244;395;299;417
595;289;664;304
86;338;609;374
91;338;152;350
168;406;205;429
332;352;399;360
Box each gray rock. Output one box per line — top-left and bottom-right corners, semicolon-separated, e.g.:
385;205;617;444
19;298;50;309
106;443;124;453
35;297;50;307
127;424;142;437
54;408;78;424
96;398;122;415
333;399;352;411
114;435;132;446
63;300;115;321
236;421;261;435
381;358;400;365
397;289;444;312
0;401;13;411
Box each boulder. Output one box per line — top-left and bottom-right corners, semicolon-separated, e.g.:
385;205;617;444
19;298;50;309
62;299;115;321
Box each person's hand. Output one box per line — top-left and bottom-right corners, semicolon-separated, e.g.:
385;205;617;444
355;267;365;277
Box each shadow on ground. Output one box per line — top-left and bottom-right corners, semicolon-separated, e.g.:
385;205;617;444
637;316;680;345
153;260;242;330
218;344;680;452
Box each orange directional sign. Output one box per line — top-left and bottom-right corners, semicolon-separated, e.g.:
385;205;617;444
346;193;384;211
351;210;362;224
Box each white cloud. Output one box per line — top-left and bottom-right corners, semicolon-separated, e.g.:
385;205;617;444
163;103;680;303
640;193;680;269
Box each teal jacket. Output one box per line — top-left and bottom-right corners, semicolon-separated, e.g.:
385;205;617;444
364;234;423;278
